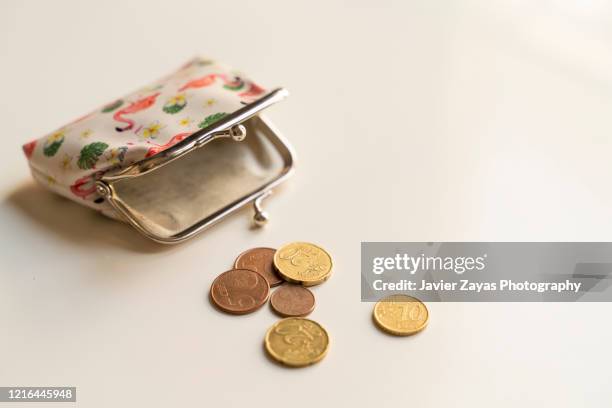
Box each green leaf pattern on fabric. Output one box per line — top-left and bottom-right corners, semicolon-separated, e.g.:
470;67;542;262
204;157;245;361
43;139;64;157
101;99;124;113
162;104;185;114
198;112;227;129
77;142;109;170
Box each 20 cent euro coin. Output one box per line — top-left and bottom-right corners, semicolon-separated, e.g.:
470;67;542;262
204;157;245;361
264;317;329;367
273;242;332;286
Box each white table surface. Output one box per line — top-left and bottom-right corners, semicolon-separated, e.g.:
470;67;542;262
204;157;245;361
2;1;612;407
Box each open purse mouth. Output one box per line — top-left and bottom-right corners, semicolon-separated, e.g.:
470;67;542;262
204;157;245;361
97;113;295;243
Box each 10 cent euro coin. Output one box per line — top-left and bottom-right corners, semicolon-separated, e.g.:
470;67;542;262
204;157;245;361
373;294;429;336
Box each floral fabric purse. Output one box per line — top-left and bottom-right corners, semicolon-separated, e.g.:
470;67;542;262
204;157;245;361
22;57;294;243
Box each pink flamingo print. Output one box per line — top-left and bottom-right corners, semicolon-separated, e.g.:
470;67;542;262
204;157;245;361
179;74;266;100
239;82;265;100
70;174;98;199
178;74;221;92
113;92;161;132
145;132;191;158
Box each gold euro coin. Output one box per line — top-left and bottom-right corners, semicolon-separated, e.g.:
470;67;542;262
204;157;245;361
373;295;429;336
264;317;329;367
273;242;332;286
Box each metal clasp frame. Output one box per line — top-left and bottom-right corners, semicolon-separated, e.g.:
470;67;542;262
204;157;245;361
95;88;295;244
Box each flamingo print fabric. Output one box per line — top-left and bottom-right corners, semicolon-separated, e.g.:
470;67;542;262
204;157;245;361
22;57;267;217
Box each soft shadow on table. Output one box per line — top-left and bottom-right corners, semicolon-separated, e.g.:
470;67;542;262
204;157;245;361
5;182;173;254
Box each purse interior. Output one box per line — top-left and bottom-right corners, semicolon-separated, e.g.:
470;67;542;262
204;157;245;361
110;116;291;240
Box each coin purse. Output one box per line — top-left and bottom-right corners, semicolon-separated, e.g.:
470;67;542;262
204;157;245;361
22;57;294;243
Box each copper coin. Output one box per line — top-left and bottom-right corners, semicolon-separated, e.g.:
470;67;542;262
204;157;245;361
234;247;283;287
210;269;270;315
270;284;316;317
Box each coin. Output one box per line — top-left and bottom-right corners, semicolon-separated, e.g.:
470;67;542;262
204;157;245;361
210;269;270;315
273;242;333;286
264;317;329;367
270;284;315;317
234;247;283;287
372;294;429;336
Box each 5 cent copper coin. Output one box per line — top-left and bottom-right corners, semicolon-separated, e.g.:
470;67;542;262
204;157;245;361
234;247;283;287
270;284;316;317
210;269;270;315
